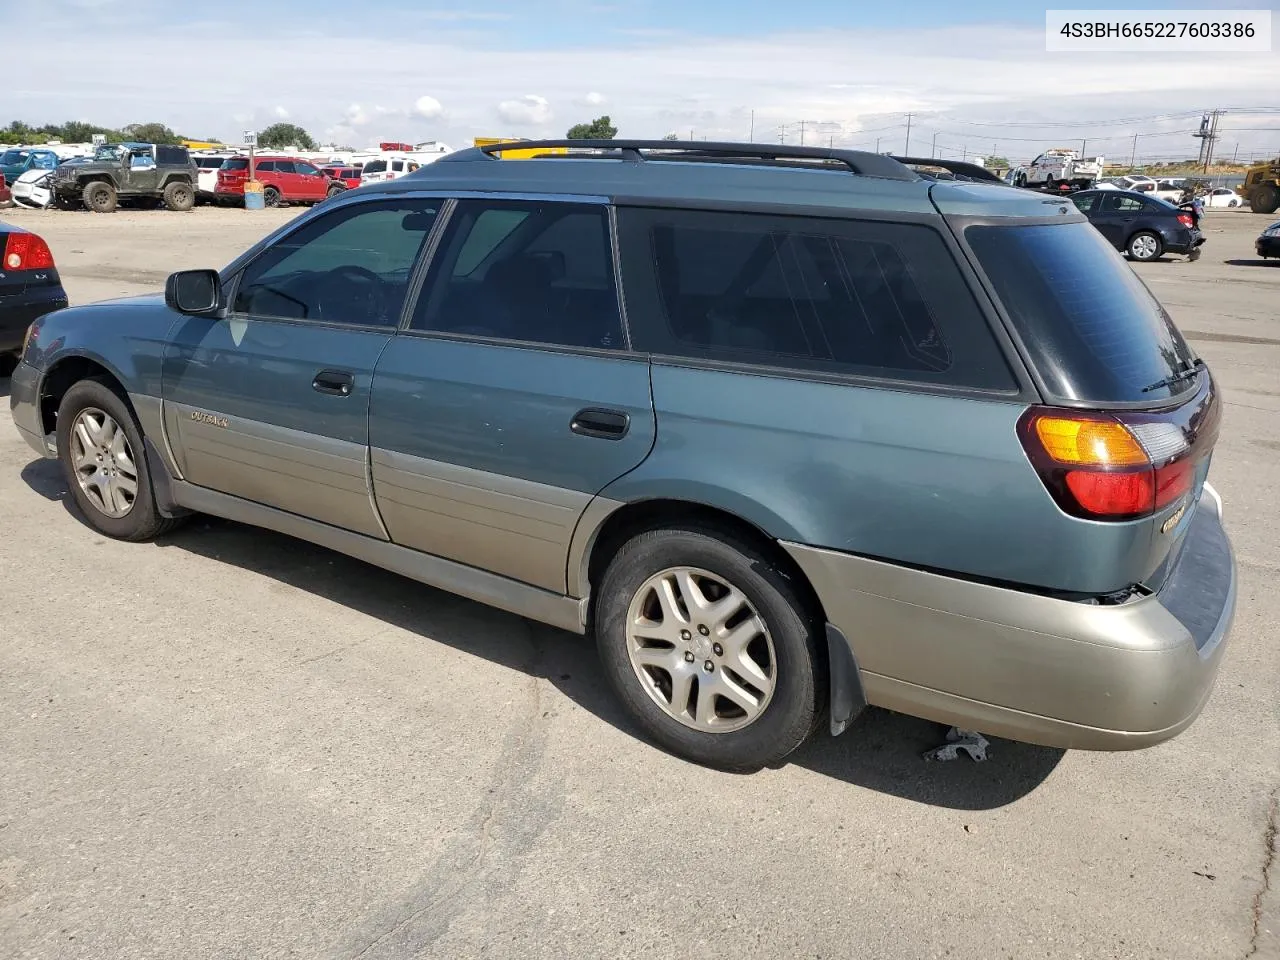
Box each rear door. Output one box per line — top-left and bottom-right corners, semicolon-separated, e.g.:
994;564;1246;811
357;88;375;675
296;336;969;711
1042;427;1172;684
369;197;654;594
162;196;443;536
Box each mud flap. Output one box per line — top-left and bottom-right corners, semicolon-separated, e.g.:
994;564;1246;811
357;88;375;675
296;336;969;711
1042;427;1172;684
826;622;867;736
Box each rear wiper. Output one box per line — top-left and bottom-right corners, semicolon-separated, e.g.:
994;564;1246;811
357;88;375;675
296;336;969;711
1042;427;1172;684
1141;358;1205;393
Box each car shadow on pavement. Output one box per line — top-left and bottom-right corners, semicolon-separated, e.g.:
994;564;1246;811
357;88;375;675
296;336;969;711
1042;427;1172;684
20;457;1064;809
1224;259;1279;267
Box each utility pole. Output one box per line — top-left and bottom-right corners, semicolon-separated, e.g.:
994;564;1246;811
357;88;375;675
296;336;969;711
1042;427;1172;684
799;120;806;146
904;113;912;155
961;145;967;161
875;136;881;153
1081;138;1087;158
1203;109;1222;172
1130;133;1138;170
748;110;754;143
1232;142;1239;164
931;132;938;158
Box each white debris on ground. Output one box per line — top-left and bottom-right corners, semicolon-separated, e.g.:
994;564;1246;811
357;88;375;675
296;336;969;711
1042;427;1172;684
923;727;990;762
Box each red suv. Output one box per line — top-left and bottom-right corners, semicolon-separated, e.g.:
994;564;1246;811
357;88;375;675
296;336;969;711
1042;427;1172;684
320;166;363;190
215;156;346;206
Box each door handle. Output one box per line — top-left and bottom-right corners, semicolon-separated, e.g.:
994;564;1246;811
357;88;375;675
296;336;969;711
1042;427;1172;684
313;369;354;396
571;408;630;440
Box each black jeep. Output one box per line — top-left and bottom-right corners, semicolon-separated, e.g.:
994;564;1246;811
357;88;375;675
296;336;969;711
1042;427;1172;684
49;143;198;213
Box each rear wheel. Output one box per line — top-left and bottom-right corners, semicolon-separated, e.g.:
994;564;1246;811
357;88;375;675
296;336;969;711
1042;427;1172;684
595;525;824;771
1127;230;1163;261
82;181;117;213
55;379;181;541
163;180;195;212
1249;183;1280;215
263;186;282;207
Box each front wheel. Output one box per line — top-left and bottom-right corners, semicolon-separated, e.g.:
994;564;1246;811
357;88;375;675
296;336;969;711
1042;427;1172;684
595;525;825;771
56;379;181;541
82;181;117;213
1127;230;1163;261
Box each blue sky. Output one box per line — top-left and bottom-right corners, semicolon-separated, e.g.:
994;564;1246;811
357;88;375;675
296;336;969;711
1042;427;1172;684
14;0;1280;162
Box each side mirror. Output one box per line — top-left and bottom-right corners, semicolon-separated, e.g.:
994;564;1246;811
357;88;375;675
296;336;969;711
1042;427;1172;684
165;269;225;317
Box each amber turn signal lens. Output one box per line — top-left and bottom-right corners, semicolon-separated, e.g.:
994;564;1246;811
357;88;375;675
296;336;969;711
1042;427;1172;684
1033;416;1148;467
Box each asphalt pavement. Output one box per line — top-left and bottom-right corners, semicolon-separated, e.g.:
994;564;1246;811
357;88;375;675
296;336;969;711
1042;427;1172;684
1;204;1277;960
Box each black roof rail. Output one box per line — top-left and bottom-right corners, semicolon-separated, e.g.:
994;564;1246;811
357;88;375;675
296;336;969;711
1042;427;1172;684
460;139;920;182
889;156;1004;184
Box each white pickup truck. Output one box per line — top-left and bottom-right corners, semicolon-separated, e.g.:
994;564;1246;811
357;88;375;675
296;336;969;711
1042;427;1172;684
1016;150;1105;190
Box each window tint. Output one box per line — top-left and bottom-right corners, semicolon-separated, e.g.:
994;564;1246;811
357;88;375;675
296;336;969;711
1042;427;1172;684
363;160;386;174
391;160;404;172
965;221;1198;403
274;160;298;174
222;158;248;171
233;199;441;327
1103;194;1144;213
1070;193;1099;213
255;160;277;172
412;200;623;350
618;208;1014;389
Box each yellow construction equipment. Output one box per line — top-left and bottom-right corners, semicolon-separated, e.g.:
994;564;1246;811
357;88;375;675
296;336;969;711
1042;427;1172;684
1236;156;1280;213
474;137;568;159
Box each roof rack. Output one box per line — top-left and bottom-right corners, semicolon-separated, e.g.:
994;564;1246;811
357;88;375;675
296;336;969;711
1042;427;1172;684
457;139;920;182
889;156;1004;184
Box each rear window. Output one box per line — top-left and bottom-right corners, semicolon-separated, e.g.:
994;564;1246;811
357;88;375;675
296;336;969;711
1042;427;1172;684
222;158;249;171
196;156;225;169
966;221;1197;403
363;160;386;174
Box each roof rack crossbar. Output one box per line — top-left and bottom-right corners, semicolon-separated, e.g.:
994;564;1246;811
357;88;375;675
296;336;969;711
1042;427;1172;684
889;156;1004;184
469;139;919;181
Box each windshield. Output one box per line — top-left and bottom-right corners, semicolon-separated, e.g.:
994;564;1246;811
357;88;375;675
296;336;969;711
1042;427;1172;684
0;150;29;164
966;221;1198;404
93;145;125;161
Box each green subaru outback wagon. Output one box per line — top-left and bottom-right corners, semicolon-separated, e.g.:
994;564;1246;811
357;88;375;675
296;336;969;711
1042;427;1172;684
11;140;1235;771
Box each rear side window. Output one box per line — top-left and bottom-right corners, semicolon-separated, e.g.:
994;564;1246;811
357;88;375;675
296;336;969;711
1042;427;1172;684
156;146;188;165
412;200;623;351
1103;194;1144;213
966;221;1198;404
618;208;1015;390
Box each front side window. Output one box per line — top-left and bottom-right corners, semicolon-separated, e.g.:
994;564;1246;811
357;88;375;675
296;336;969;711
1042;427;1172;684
1071;193;1099;213
233;199;441;327
412;200;623;350
618;207;1015;389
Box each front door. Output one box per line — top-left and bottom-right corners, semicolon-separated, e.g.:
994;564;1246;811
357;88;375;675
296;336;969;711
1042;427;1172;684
124;149;160;196
369;198;655;594
1096;193;1144;246
162;195;445;537
293;161;329;201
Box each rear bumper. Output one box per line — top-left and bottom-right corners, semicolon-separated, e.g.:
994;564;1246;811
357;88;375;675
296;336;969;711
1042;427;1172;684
1164;228;1204;254
0;287;68;353
784;486;1235;750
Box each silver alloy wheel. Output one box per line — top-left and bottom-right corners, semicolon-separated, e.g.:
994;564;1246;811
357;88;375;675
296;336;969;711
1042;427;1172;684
1131;234;1159;259
69;407;138;519
626;566;776;733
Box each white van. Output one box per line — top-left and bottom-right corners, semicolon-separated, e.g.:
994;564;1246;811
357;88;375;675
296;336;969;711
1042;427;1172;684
360;155;420;184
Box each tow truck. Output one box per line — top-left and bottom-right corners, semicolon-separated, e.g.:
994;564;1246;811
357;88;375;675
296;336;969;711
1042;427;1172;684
1014;149;1105;191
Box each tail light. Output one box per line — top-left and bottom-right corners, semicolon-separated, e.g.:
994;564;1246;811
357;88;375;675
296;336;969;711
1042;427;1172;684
3;231;55;271
1177;213;1195;228
1018;383;1220;521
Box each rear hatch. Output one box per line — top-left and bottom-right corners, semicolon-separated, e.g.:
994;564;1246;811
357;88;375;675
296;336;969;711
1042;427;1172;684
951;209;1220;595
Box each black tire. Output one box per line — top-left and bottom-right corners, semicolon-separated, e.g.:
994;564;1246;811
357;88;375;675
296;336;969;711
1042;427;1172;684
82;181;117;213
1249;183;1280;215
1126;230;1163;261
163;180;195;212
263;186;282;207
56;379;182;542
595;525;825;771
1044;177;1056;192
327;184;345;199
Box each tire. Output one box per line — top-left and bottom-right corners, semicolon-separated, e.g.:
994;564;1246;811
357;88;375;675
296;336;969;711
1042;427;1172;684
56;378;182;541
1249;183;1280;215
1127;230;1163;261
1013;172;1026;187
1044;177;1056;192
327;184;345;199
263;186;282;207
595;525;825;771
82;181;117;213
163;180;195;212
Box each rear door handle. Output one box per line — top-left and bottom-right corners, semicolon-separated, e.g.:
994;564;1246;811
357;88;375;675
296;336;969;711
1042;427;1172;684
571;408;630;440
313;369;354;396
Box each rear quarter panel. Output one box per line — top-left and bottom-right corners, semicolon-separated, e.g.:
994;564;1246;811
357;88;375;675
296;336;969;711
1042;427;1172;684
605;364;1157;596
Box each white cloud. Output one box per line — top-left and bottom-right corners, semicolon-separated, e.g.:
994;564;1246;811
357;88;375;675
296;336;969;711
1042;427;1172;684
497;94;553;126
273;105;289;119
6;16;1279;160
583;91;606;106
413;95;444;120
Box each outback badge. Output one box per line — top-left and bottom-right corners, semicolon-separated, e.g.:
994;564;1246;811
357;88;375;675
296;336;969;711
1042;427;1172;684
190;410;229;429
1161;501;1188;535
